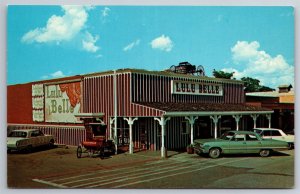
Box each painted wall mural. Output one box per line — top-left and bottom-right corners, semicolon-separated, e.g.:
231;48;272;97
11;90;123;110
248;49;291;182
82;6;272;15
45;82;81;123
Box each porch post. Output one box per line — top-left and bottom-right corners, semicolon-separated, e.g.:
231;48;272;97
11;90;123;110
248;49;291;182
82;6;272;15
232;115;242;131
154;117;171;158
266;114;272;128
250;114;259;129
109;118;115;139
185;116;198;144
210;115;221;139
124;117;138;154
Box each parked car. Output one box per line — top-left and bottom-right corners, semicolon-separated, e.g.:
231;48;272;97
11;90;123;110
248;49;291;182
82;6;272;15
253;128;294;149
7;129;55;153
193;131;289;159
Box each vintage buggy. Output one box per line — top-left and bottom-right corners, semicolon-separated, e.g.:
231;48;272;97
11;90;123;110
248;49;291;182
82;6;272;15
76;122;115;159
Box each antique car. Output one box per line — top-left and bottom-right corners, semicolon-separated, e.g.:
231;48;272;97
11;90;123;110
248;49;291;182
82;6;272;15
76;122;116;159
193;131;289;159
7;129;55;153
253;128;294;149
77;137;115;159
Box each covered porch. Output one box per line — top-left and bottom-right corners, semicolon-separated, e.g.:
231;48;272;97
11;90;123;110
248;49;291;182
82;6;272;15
131;102;273;158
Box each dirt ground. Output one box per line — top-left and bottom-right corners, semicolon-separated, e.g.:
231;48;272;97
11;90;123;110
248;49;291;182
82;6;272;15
7;146;160;188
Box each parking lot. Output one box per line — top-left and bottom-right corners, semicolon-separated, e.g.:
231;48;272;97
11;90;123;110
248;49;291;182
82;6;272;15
7;146;294;189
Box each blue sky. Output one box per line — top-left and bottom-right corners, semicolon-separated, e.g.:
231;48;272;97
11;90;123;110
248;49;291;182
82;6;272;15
7;6;294;88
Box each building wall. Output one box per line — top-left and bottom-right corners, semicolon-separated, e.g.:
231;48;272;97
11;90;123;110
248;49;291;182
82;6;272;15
83;73;164;125
7;76;85;146
7;83;33;124
131;73;245;104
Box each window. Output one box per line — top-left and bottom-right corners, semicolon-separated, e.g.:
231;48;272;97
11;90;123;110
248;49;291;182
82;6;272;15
31;130;40;137
246;134;258;141
233;134;245;141
271;130;282;136
181;121;190;134
263;131;272;137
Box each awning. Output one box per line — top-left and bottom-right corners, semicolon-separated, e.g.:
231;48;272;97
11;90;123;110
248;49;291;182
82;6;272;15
136;102;273;117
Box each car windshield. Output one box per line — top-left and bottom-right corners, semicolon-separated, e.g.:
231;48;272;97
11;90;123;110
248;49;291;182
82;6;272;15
254;129;263;135
8;131;27;138
220;132;235;140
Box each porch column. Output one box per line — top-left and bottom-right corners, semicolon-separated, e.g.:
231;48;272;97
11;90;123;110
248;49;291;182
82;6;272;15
250;114;259;129
109;118;115;139
124;117;138;154
266;114;272;128
210;115;221;139
154;117;171;158
185;116;198;144
232;115;242;131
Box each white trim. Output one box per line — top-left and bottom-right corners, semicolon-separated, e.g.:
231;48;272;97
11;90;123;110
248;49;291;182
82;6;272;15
43;78;81;86
164;111;273;117
8;123;85;129
74;112;104;118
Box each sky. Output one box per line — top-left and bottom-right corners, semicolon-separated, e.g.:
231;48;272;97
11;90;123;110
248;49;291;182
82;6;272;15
7;6;294;89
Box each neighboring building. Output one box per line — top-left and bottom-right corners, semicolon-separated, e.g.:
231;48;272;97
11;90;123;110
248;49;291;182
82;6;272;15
7;63;273;157
246;84;294;133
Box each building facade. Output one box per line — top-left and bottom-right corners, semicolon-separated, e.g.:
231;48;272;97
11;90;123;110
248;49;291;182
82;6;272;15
7;66;273;157
246;85;294;133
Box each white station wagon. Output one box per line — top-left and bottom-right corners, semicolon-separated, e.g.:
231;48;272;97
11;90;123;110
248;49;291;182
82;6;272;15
254;128;294;149
7;129;55;153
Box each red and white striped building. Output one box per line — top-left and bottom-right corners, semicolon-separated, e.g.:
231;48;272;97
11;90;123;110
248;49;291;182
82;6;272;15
7;64;273;157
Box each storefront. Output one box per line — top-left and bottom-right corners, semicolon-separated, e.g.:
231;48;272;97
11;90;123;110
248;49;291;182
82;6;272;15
7;64;273;157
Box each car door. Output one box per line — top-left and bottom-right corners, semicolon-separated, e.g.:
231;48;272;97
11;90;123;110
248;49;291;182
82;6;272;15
229;134;247;154
270;130;285;141
245;134;262;153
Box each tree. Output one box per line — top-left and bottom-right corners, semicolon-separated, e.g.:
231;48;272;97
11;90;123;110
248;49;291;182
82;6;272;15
241;77;275;92
212;69;235;79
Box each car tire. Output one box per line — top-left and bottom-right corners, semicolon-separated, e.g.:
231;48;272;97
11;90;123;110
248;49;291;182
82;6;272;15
259;149;270;157
49;139;55;148
209;148;221;159
26;145;33;153
288;143;293;150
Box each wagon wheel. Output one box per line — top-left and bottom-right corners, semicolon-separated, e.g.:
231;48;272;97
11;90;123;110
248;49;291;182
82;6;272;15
76;146;83;158
99;147;105;159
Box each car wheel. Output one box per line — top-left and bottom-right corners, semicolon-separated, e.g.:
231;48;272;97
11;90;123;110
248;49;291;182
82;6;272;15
77;146;82;158
26;145;33;153
49;139;55;148
209;148;221;159
100;148;105;159
259;149;270;157
288;143;293;150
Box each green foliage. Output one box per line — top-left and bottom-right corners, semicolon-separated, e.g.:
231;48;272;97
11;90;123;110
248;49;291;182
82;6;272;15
212;69;235;79
241;77;275;92
212;70;275;92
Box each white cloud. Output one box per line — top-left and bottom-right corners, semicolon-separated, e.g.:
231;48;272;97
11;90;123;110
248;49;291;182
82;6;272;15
22;6;90;43
102;7;110;17
150;35;173;52
123;39;140;51
51;71;66;78
82;32;100;53
227;41;294;88
41;71;66;80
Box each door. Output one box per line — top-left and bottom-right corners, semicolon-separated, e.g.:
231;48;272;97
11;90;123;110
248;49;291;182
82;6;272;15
229;134;247;154
245;134;262;153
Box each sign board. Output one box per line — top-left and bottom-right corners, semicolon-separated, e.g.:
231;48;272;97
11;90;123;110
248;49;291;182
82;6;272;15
32;84;44;122
33;110;44;122
45;82;81;123
32;84;44;96
171;80;223;96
